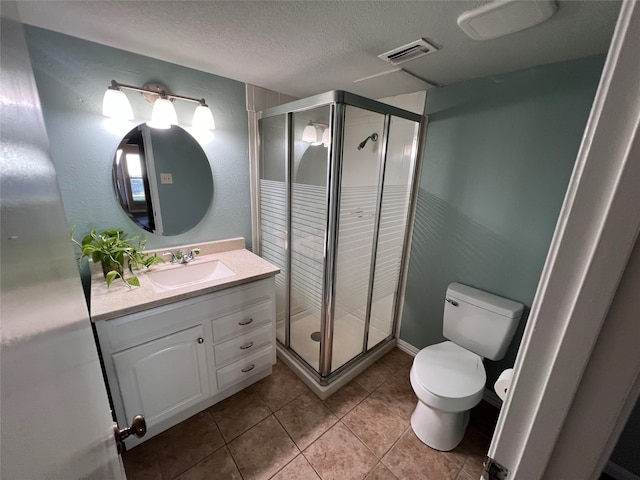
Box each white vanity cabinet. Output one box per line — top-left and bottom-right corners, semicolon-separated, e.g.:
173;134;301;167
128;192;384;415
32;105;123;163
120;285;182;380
94;277;276;448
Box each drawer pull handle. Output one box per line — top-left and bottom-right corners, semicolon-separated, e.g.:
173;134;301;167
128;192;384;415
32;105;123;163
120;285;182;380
238;318;253;326
240;341;254;350
241;364;255;373
197;337;204;344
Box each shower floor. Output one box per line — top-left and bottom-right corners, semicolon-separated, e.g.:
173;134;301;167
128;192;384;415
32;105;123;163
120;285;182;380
276;311;389;373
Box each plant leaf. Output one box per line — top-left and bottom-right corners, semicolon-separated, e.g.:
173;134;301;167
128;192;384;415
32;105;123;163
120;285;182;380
126;276;140;287
105;270;119;287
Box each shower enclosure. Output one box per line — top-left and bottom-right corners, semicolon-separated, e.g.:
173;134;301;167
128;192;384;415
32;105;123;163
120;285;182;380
258;91;423;394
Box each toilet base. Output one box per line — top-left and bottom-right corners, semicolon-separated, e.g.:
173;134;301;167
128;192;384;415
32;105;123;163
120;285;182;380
410;400;470;451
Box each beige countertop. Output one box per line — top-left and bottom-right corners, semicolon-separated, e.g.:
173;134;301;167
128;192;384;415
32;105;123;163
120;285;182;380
90;238;279;322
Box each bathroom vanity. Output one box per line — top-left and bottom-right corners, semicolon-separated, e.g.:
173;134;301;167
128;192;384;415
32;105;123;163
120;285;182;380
91;238;279;448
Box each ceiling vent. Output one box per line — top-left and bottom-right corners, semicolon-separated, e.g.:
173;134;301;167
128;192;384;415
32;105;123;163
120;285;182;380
378;38;438;66
458;0;557;41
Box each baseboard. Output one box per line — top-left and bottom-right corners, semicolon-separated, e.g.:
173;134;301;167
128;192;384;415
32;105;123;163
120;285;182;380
604;461;640;480
396;338;420;356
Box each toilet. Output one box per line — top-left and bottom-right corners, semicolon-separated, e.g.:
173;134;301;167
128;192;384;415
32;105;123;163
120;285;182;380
409;282;523;451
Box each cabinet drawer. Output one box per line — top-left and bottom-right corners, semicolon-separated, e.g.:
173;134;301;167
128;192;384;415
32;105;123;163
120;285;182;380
214;324;273;367
216;345;274;391
212;301;272;341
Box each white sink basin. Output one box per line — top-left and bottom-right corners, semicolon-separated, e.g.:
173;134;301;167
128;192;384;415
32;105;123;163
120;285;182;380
147;260;235;292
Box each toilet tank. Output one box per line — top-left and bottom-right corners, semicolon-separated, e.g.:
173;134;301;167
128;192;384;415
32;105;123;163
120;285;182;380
443;283;523;361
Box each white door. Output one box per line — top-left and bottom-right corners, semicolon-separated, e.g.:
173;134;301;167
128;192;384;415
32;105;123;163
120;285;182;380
0;5;127;478
485;2;640;478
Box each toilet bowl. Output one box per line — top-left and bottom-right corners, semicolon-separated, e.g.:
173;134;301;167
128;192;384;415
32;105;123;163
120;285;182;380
409;341;485;451
409;283;523;451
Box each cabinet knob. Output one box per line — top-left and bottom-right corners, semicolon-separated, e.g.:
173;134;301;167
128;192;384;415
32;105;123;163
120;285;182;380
241;364;255;373
240;341;254;350
197;337;204;344
238;318;253;326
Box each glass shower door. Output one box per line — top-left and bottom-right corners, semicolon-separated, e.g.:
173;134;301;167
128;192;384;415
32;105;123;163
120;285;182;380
330;106;386;372
289;106;331;372
367;116;420;349
258;114;288;344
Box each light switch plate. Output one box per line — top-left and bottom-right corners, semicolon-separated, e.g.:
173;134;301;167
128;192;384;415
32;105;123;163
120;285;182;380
160;173;173;184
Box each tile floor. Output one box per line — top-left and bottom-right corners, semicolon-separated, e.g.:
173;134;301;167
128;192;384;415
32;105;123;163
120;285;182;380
123;348;498;480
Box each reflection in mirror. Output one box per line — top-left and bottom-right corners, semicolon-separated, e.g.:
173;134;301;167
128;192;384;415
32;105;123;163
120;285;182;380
112;124;213;236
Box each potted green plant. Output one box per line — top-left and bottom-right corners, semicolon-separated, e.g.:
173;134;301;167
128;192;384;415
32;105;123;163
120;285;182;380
71;227;163;287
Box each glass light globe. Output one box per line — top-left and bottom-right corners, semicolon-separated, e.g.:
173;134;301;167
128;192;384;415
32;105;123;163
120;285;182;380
102;88;133;120
148;98;177;129
192;105;216;130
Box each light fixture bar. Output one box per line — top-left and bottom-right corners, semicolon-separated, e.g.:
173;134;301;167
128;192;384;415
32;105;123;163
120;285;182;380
104;80;216;130
109;80;208;106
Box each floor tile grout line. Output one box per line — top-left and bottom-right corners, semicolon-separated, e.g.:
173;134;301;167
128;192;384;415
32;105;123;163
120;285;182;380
323;377;380;419
167;443;234;480
378;425;413;475
339;398;411;462
270;411;304;456
210;406;271;445
299;449;328;480
225;412;304;480
259;379;311;414
338;417;385;463
225;436;248;480
265;451;304;480
367;461;400;480
217;412;295;480
163;411;227;480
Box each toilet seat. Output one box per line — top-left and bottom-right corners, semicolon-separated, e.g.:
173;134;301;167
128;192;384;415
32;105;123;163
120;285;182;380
411;341;486;412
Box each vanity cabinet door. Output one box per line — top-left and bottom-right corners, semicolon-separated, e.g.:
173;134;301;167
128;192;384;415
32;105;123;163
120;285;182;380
112;325;210;429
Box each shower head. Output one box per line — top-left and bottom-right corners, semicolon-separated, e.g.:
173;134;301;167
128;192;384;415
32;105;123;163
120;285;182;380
357;133;379;150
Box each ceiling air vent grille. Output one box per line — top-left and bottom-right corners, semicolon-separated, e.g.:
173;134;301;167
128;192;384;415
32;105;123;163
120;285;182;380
378;38;438;65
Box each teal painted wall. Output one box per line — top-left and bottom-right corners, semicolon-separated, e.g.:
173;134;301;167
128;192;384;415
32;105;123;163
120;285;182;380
401;55;605;386
148;126;214;236
24;26;250;287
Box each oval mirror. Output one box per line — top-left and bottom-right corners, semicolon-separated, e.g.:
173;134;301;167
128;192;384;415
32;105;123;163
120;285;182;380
112;124;213;235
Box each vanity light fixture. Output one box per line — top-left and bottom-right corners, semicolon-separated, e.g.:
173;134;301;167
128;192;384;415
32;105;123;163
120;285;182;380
148;96;178;129
321;127;331;147
302;123;318;143
102;85;134;121
102;80;216;130
192;103;216;130
302;122;329;145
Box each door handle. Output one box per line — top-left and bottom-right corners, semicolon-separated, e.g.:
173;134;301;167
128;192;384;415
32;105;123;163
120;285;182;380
113;415;146;454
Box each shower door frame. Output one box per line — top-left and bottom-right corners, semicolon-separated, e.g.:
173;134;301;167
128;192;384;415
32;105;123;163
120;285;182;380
258;90;424;385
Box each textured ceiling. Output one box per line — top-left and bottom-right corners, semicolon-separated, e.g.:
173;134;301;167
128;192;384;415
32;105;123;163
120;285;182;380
16;1;621;99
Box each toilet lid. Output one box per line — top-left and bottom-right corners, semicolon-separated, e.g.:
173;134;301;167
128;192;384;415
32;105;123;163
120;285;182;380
413;341;486;399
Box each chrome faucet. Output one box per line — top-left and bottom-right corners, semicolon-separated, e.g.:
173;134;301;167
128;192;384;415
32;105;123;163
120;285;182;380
163;248;200;264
